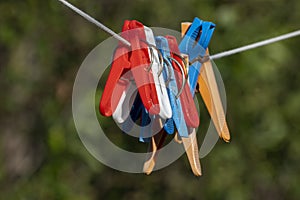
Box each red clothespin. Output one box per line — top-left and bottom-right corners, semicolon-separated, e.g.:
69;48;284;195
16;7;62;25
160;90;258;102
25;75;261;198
99;20;160;117
166;35;200;128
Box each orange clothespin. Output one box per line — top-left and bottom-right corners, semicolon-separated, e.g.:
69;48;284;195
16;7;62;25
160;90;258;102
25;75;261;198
197;50;230;142
143;118;167;175
179;23;202;176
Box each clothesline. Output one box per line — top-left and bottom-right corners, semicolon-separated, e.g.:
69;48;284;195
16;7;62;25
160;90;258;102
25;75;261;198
58;0;131;46
58;0;300;60
210;30;300;60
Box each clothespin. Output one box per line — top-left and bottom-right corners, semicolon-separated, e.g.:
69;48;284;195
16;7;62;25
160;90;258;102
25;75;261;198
139;106;151;142
178;54;202;176
112;25;172;123
143;36;189;175
141;105;169;174
144;26;172;119
112;82;137;123
179;18;215;95
181;20;231;142
148;36;201;176
139;25;173;144
120;93;144;133
165;36;201;177
166;35;199;128
176;18;218;176
168;35;202;176
143;129;167;175
175;53;202;176
197;49;230;142
138;34;189;140
120;94;143;133
99;20;160;117
155;36;189;138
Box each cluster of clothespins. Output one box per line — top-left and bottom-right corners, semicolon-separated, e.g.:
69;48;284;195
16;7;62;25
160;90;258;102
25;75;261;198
99;17;230;176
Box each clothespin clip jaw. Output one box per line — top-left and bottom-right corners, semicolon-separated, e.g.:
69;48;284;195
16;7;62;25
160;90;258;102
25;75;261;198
179;17;215;95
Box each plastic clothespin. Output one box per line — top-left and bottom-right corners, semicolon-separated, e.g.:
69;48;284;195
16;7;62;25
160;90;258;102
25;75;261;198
99;20;160;117
113;83;137;123
144;26;172;119
143;36;189;175
176;19;218;176
179;17;215;95
139;26;173;145
139;114;171;143
139;106;151;143
122;26;171;142
165;35;199;128
119;94;146;135
167;35;201;176
120;93;143;133
155;36;189;138
142;109;168;174
197;49;230;142
177;60;202;176
113;26;173;123
143;129;167;175
182;21;231;142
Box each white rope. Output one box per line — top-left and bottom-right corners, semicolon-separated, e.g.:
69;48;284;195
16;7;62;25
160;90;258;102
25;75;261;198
58;0;131;46
58;0;300;59
210;30;300;60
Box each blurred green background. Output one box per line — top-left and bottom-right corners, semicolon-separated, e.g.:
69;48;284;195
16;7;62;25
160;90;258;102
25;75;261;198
1;0;300;199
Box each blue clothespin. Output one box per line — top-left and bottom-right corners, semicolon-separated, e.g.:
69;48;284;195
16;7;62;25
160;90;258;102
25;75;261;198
179;17;215;96
121;93;143;133
130;93;143;122
164;118;175;134
139;106;151;143
122;96;151;143
155;36;189;138
122;93;150;142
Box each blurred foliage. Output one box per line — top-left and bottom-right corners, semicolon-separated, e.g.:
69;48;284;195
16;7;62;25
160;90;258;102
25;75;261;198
0;0;300;199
